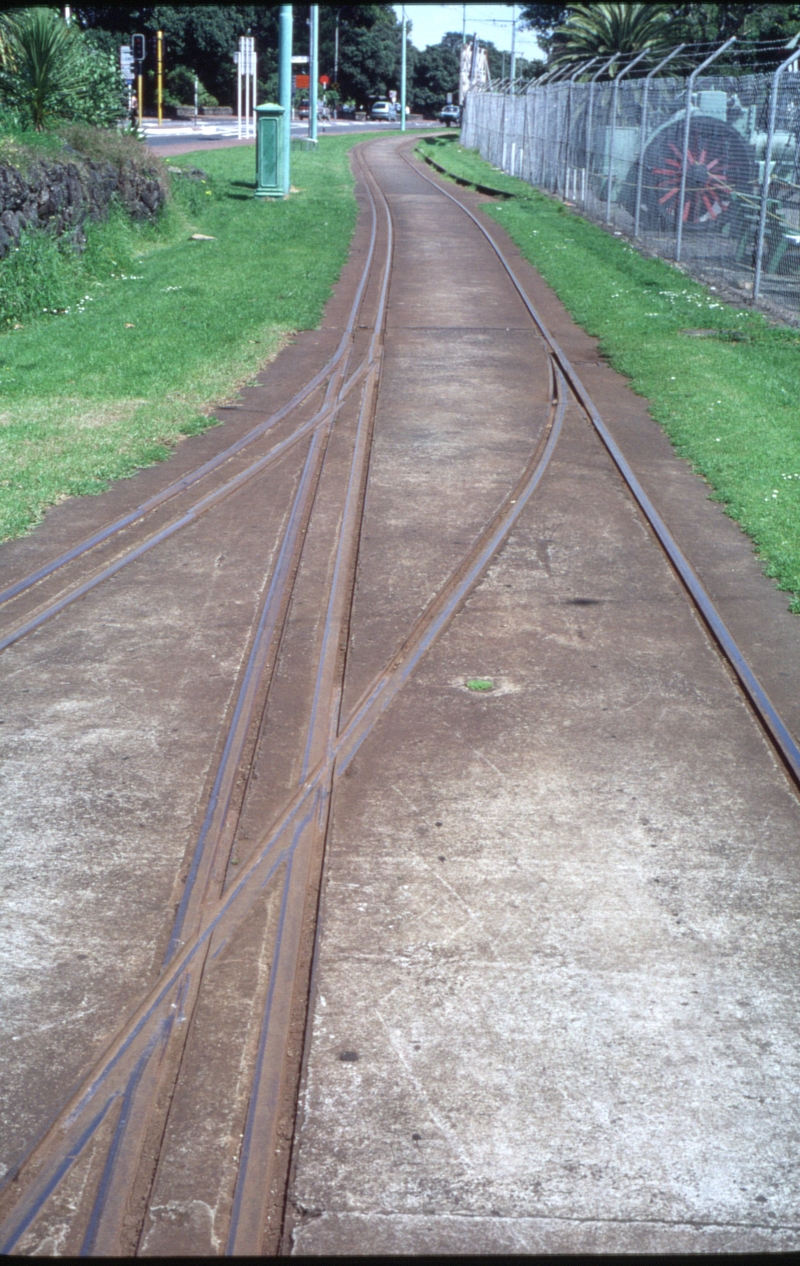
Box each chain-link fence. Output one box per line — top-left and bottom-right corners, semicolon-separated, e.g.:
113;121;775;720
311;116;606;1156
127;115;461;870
461;43;800;323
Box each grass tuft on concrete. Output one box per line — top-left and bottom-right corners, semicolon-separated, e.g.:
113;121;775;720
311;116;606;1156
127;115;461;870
418;135;800;613
0;136;364;541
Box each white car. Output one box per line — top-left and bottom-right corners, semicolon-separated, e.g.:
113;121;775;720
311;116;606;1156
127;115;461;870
371;100;398;121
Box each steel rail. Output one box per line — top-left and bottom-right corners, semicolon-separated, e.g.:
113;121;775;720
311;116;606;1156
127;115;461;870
227;146;395;1255
405;146;800;787
7;135;800;1258
0;153;383;616
0;159;393;656
0;366;370;655
0;141;567;1256
0;140;393;1241
0;364;566;1256
52;148;398;1258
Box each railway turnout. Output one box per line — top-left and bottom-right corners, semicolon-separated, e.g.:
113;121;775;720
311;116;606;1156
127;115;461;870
1;135;800;1255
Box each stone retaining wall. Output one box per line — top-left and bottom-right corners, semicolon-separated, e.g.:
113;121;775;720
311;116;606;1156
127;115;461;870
0;153;167;258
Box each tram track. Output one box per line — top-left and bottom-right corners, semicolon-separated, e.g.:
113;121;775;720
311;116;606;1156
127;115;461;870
2;134;800;1257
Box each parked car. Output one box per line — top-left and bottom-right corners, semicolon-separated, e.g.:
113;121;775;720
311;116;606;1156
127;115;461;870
371;100;398;121
297;99;310;119
439;103;460;127
338;103;356;119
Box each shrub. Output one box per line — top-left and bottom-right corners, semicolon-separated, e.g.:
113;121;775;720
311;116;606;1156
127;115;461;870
0;8;127;130
164;64;218;108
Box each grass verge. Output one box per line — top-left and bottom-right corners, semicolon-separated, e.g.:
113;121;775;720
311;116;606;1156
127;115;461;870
418;135;800;613
0;134;371;541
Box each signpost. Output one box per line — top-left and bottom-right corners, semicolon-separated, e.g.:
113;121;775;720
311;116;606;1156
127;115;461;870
236;36;257;139
119;45;134;83
309;4;318;143
279;6;293;195
132;33;145;123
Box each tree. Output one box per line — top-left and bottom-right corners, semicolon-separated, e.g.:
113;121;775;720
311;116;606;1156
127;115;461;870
318;5;409;106
519;3;569;55
75;4;403;110
548;3;672;70
410;32;460;116
669;3;800;47
524;3;800;70
0;7;127;129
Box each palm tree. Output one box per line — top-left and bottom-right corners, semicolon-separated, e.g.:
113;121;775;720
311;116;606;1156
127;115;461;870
549;3;672;72
1;8;82;129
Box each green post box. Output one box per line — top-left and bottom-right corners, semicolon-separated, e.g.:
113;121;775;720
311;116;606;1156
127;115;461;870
255;103;285;197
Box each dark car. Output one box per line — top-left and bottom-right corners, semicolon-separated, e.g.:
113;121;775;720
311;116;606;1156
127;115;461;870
439;103;460;127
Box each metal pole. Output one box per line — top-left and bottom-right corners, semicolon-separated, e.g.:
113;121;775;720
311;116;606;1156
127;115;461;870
584;55;616;206
462;4;466;46
309;5;318;142
605;49;648;223
244;40;250;138
565;59;595;198
156;30;163;126
675;37;736;261
237;51;242;138
252;49;257;135
400;5;407;131
510;4;516;86
753;46;799;296
194;74;198;129
634;43;686;237
279;5;292;195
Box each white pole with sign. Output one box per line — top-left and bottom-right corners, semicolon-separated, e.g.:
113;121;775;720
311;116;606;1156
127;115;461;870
237;37;257;138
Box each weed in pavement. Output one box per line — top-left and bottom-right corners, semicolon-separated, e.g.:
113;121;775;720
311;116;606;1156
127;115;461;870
0;136;363;540
418;138;800;613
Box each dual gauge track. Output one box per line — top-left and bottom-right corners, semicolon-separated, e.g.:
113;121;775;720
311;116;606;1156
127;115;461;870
1;137;799;1256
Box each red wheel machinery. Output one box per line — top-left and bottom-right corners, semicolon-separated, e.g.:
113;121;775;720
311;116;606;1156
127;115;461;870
634;117;755;231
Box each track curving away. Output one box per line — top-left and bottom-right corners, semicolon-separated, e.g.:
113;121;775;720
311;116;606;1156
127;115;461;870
1;135;799;1257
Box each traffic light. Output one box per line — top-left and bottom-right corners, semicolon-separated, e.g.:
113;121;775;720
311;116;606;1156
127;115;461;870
132;33;146;62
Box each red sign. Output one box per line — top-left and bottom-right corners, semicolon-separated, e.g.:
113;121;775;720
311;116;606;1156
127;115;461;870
319;75;329;86
295;73;310;88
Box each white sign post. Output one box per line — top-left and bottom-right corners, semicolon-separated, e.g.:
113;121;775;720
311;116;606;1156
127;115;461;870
119;45;134;84
236;36;257;138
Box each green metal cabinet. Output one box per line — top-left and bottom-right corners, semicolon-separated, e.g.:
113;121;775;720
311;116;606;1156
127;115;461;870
256;103;285;197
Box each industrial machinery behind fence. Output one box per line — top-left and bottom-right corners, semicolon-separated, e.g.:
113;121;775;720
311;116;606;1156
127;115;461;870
462;39;800;317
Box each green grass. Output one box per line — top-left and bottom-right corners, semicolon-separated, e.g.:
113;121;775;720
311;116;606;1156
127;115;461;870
418;136;800;613
0;134;370;541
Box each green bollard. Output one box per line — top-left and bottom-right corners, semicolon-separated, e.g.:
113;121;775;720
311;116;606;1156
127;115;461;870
255;103;285;198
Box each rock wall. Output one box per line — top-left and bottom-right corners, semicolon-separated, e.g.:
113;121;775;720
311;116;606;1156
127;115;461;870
0;154;166;258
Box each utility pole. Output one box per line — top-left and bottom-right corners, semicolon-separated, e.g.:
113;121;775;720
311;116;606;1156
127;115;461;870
309;4;318;142
157;29;163;126
334;10;339;87
400;5;406;132
509;5;516;85
279;5;292;195
462;4;466;45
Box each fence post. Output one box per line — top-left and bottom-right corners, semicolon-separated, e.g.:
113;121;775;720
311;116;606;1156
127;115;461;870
675;37;736;261
584;55;617;207
533;65;561;185
565;59;594;196
753;46;799;297
633;43;686;237
605;49;648;224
